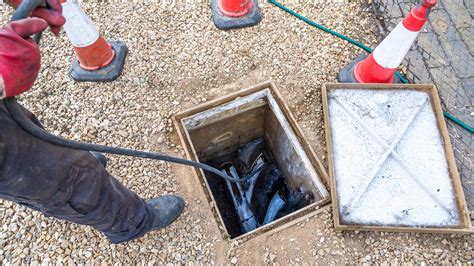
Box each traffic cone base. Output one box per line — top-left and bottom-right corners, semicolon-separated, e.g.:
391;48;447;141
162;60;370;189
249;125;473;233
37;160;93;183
71;41;128;82
211;0;261;30
62;0;128;82
337;54;401;83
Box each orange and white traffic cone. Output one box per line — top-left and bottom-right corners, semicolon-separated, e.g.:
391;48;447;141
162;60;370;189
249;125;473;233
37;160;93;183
338;0;437;83
61;0;127;82
211;0;261;30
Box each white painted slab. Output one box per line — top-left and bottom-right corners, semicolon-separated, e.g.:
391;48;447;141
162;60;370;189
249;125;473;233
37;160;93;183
328;89;460;227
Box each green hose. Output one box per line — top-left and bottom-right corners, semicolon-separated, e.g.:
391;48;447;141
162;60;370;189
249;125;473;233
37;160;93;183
269;0;473;133
443;112;474;133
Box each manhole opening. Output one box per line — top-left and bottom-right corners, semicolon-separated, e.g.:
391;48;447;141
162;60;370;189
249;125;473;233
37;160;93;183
177;86;329;239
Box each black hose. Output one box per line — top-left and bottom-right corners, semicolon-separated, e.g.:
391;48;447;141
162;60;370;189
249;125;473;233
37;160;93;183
4;97;254;183
10;0;44;43
10;0;45;21
7;0;252;183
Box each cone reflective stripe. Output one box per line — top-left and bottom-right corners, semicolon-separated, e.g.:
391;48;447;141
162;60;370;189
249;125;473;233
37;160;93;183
61;0;128;82
212;0;261;30
354;21;420;83
218;0;253;17
354;0;436;83
338;0;437;83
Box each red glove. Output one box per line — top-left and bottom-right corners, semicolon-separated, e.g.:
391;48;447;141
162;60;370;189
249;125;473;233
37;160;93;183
5;0;65;35
0;18;48;99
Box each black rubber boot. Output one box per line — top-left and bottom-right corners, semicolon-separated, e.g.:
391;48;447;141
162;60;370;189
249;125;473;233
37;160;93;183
91;151;107;168
147;195;185;230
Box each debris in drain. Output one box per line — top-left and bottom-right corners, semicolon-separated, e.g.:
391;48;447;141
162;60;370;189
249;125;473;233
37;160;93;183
221;163;260;233
276;185;313;219
262;191;285;225
236;138;265;176
251;165;284;224
205;138;314;237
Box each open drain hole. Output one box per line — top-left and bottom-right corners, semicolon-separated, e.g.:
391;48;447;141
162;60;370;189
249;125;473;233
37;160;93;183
204;138;313;238
177;88;329;240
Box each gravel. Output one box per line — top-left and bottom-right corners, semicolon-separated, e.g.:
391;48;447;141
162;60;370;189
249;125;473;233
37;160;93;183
1;1;472;264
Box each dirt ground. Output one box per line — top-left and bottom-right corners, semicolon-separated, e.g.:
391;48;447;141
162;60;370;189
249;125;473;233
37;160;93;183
0;0;472;264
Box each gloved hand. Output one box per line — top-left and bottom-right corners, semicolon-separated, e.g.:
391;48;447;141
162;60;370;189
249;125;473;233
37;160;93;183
0;18;48;100
5;0;65;35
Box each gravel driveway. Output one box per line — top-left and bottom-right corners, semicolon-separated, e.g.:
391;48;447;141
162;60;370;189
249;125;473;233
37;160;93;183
0;1;472;264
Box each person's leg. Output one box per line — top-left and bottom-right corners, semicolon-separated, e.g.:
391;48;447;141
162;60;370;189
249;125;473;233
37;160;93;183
0;100;183;243
90;151;107;167
21;109;108;168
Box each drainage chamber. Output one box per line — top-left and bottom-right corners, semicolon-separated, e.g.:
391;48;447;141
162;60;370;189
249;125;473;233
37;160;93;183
179;88;329;239
204;137;315;237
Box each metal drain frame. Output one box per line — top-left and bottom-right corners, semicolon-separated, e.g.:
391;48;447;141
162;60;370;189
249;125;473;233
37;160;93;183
173;80;331;241
322;83;472;234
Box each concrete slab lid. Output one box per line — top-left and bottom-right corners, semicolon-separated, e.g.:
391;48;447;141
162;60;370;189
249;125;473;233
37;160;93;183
327;88;461;228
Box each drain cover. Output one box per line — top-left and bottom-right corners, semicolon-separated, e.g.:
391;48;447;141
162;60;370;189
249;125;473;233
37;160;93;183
323;83;472;233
